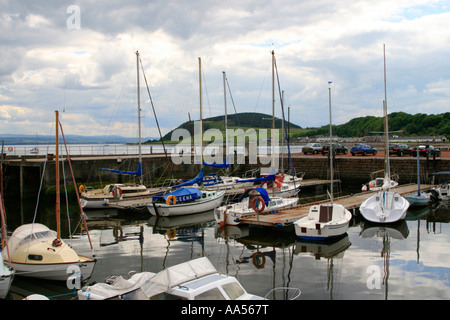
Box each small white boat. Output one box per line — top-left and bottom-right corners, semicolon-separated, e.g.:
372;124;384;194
0;253;14;299
2;223;96;281
77;257;267;300
360;189;410;223
295;83;351;241
215;188;299;226
294;204;352;240
148;188;225;217
360;45;409;224
362;171;399;192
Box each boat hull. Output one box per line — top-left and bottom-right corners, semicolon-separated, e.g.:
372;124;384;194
294;204;352;240
0;274;13;299
359;191;409;223
216;197;299;226
8;256;96;281
148;191;225;217
405;193;429;207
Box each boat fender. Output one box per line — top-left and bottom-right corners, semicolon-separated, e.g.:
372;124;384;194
252;197;265;213
252;252;266;269
79;185;87;194
166;195;177;205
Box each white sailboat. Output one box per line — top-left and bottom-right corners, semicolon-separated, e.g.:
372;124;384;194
148;58;225;217
294;82;352;240
2;111;96;281
0;254;13;299
215;187;299;226
199;71;254;191
359;45;410;223
80;51;157;209
0;177;14;298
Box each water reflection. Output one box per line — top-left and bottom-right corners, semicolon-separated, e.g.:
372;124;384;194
4;196;450;300
295;235;351;300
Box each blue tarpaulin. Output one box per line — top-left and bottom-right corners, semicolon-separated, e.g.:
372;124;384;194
153;187;203;203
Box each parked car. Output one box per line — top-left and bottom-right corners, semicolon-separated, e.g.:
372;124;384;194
302;143;323;155
321;143;349;155
389;143;412;157
411;145;441;157
350;144;377;156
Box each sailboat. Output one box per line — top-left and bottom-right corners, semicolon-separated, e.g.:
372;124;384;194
215;186;299;226
148;58;225;216
200;71;253;191
255;51;301;198
359;45;410;223
80;51;165;209
294;82;352;240
2;111;96;281
0;149;14;298
404;146;430;207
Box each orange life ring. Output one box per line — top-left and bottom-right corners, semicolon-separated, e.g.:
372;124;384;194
78;185;87;194
7;147;13;152
112;187;122;197
113;227;123;240
166;195;177;205
166;229;177;239
252;196;265;213
252;252;266;269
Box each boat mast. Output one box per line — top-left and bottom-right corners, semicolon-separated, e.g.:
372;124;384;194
55;110;61;240
383;44;391;182
328;83;334;204
271;50;276;197
199;57;203;188
136;51;143;186
223;71;229;175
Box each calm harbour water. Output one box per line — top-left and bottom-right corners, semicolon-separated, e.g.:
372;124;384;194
3;185;450;301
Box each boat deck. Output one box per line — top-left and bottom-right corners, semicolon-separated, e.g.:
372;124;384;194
237;184;431;227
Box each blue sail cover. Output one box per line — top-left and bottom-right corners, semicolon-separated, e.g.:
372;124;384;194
236;174;275;184
153;187;203;203
202;161;229;169
203;156;230;169
170;169;204;189
99;163;142;177
239;188;271;204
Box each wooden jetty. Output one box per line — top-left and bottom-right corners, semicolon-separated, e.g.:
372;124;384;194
237;184;431;227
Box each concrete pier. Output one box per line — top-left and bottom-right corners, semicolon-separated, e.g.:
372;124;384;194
1;153;448;199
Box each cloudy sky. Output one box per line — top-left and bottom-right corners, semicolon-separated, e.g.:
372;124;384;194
1;0;449;139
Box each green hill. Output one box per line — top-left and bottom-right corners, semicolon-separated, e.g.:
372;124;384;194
293;112;450;138
154;111;449;143
160;112;302;141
